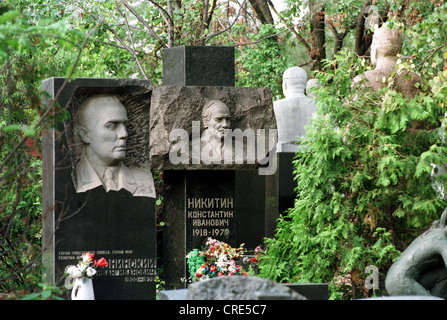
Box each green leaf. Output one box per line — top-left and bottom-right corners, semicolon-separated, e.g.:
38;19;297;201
21;293;41;300
1;124;22;132
41;290;52;299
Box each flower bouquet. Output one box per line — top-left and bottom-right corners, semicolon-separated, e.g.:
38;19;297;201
241;245;263;274
66;252;108;279
66;252;108;300
186;237;247;282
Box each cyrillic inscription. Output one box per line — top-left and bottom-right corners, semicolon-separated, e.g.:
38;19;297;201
186;197;234;251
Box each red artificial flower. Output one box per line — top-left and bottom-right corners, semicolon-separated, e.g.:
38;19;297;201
242;272;247;276
218;272;223;277
84;252;95;260
210;266;216;272
94;257;108;267
196;272;202;277
250;257;257;263
236;265;241;272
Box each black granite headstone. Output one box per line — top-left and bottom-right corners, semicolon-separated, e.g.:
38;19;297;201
42;78;157;300
284;283;329;300
185;171;235;252
161;170;267;288
278;152;297;214
156;46;277;289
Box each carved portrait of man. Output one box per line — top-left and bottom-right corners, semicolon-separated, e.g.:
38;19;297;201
72;95;155;198
195;99;234;164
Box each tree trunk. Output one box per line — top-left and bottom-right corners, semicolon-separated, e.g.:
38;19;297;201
249;0;274;25
354;0;372;57
309;1;326;71
354;1;389;57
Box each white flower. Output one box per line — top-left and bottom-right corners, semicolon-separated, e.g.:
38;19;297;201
66;265;77;275
200;274;210;281
216;255;228;271
86;267;97;277
228;260;236;273
67;266;83;278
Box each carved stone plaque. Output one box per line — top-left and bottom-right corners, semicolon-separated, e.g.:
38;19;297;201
42;78;156;300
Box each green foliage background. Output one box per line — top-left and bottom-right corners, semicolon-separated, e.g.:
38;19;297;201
258;1;447;299
0;4;78;295
0;0;289;297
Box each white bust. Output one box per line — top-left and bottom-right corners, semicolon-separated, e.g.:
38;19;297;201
273;67;316;153
306;78;322;99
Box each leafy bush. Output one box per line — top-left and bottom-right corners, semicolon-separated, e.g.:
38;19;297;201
0;4;75;294
259;13;447;298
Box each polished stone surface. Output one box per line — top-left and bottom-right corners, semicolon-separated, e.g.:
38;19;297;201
162;46;235;87
41;77;156;300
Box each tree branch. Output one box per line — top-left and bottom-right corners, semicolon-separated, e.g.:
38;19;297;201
117;7;149;79
416;40;447;70
121;0;167;48
227;24;291;47
267;0;312;53
166;0;175;47
250;0;274;25
0;18;105;174
147;0;174;47
205;0;247;44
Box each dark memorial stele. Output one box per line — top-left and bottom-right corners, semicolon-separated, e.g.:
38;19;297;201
162;46;235;87
153;46;278;289
185;171;235;252
42;78;157;300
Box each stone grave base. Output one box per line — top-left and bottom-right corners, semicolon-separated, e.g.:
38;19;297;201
158;276;329;300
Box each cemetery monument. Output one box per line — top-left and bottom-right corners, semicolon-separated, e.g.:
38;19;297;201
42;78;157;300
385;208;447;299
352;25;420;98
273;67;317;214
73;95;155;197
150;46;278;289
